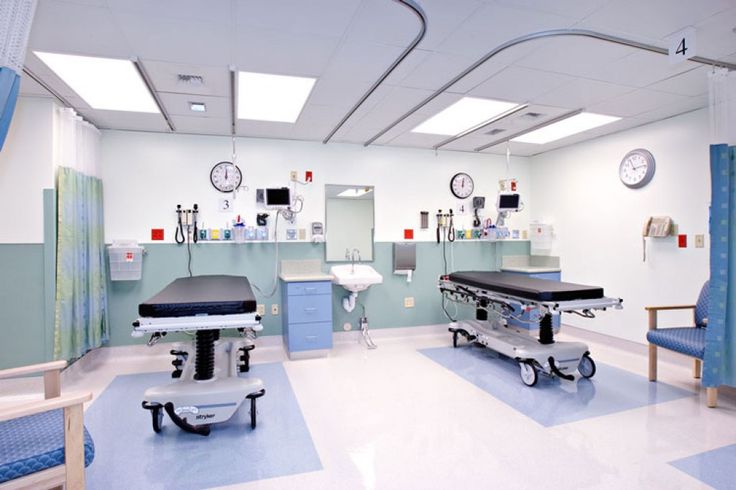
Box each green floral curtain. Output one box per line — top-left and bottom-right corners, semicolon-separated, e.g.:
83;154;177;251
54;166;108;360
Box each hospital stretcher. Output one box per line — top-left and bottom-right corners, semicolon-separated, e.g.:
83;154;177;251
132;275;265;436
439;271;622;386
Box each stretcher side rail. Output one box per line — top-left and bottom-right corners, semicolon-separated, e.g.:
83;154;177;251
132;313;262;336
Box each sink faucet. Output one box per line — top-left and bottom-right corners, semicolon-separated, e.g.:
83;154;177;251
350;248;361;273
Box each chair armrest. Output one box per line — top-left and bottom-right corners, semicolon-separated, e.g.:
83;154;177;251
0;360;67;380
0;392;91;422
644;305;696;312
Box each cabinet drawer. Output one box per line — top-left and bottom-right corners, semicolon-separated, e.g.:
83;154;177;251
286;281;332;296
287;294;332;324
287;322;333;352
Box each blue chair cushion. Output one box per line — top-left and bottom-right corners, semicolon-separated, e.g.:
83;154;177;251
0;408;94;483
647;327;706;359
695;280;709;327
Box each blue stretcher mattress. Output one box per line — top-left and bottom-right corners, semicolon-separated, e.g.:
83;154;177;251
138;275;257;317
447;271;604;302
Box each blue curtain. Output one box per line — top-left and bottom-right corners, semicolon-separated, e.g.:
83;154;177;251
705;144;736;388
0;67;20;151
53;167;109;360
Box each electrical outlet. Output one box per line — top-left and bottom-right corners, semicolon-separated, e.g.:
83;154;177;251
298;228;306;240
695;234;705;248
271;304;279;315
343;322;352;331
404;297;415;308
290;171;298;181
256;304;265;316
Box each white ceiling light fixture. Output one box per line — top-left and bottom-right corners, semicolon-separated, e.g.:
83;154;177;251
337;188;372;198
189;102;206;113
237;71;315;123
34;51;159;113
512;112;620;144
412;97;522;136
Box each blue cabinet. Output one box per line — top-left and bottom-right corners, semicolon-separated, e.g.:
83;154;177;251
503;270;562;332
282;280;333;358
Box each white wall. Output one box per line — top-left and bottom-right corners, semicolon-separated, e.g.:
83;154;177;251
101;130;532;243
0;97;55;243
530;109;711;343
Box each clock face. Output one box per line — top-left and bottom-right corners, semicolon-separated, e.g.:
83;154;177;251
210;161;242;193
450;172;474;199
619;149;655;189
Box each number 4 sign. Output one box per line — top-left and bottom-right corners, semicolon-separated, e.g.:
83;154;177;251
669;26;696;64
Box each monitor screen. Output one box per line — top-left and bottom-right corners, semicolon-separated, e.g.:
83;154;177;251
265;187;291;207
497;193;520;211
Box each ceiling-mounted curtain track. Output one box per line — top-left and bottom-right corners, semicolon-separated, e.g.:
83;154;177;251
364;28;736;148
22;65;101;128
321;0;427;144
133;59;175;132
474;108;583;152
432;103;529;150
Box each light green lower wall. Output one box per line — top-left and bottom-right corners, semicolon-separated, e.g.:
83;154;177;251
0;244;47;369
107;240;529;346
0;238;529;367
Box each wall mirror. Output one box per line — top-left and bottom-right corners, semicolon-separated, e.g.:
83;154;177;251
325;184;375;262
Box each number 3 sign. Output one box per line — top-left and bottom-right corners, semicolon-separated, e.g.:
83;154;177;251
669;26;696;64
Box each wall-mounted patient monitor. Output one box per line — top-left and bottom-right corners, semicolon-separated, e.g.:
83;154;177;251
265;187;291;208
497;192;521;212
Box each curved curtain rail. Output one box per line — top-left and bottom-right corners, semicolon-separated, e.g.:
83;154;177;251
364;28;736;147
322;0;427;144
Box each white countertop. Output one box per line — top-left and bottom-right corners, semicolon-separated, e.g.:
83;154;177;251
279;273;334;282
279;259;333;282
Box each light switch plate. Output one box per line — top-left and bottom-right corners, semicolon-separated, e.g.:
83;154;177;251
256;304;265;316
404;297;415;308
695;234;705;248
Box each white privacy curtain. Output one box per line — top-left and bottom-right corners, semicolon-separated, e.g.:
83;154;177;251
53;106;101;177
709;68;736;146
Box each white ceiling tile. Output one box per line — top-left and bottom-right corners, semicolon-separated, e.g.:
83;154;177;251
320;41;406;84
468;66;574;103
646;66;710;97
580;0;734;40
232;28;341;77
233;0;361;38
532;78;634;108
434;2;578;59
158;93;230;118
170;115;231;136
143;61;230;97
693;7;736;59
596;51;699;88
106;0;232;24
398;51;486;92
112;13;232;66
627;94;708;122
588;88;692;117
345;0;482;50
235;121;296;140
28;1;132;58
494;0;610;20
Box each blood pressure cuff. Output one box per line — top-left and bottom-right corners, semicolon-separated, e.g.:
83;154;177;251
139;275;257;317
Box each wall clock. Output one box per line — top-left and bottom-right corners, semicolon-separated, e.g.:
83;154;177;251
450;172;474;199
210;161;242;193
619;149;655;189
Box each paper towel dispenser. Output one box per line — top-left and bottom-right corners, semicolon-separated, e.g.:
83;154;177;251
394;242;416;273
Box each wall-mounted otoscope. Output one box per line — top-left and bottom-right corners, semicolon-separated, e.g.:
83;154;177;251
175;204;199;245
436;209;455;243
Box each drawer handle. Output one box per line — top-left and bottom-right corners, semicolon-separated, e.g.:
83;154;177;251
304;287;317;292
304;307;317;312
305;336;317;342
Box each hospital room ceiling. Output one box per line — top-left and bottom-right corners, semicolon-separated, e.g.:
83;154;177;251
20;0;736;156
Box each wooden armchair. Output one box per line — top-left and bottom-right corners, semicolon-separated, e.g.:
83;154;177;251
645;281;716;407
0;361;93;489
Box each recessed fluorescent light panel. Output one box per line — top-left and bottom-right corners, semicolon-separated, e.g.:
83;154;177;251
512;112;620;144
337;188;372;198
237;71;315;123
189;102;206;112
412;97;521;136
34;51;159;113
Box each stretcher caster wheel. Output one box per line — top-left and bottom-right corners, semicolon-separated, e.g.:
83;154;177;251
519;361;538;387
578;353;596;379
142;402;164;433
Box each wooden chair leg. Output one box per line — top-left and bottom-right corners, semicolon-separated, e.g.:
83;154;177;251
693;359;702;379
648;344;657;381
64;404;85;489
706;387;718;408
